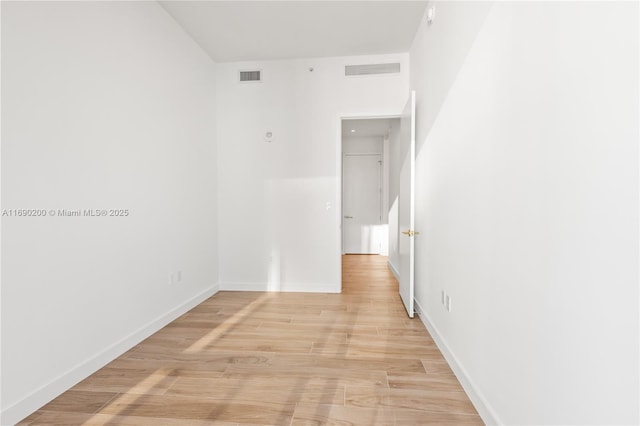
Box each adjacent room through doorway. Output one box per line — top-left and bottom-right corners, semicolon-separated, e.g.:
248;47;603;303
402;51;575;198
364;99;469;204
340;117;400;257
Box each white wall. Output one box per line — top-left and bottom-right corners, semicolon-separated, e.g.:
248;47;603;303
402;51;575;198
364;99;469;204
342;135;383;155
1;2;218;424
217;54;408;292
410;2;639;425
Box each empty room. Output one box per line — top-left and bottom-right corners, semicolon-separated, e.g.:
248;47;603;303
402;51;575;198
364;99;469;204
1;1;638;425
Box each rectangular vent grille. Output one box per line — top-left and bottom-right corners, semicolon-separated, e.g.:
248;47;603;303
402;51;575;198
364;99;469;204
239;70;261;82
345;63;400;76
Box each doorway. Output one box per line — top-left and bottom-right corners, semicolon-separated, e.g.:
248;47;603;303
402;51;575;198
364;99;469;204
339;99;413;317
340;118;398;256
343;153;382;253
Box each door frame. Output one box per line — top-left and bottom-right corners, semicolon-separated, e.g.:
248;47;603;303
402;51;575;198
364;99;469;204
398;90;417;317
337;114;401;293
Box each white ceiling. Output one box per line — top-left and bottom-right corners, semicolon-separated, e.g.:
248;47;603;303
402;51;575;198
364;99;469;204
159;1;428;62
342;118;398;138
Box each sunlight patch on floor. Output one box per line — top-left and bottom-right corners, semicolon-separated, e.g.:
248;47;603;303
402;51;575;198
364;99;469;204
183;293;270;354
81;370;169;425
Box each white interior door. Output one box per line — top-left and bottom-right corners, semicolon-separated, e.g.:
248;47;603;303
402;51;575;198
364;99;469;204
343;154;382;254
399;91;416;317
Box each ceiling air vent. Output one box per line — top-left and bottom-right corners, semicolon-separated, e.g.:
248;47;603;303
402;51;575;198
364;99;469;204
345;63;400;76
239;70;262;82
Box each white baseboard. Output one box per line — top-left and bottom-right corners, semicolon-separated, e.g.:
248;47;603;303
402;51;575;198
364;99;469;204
387;259;400;281
1;284;219;426
219;282;340;293
219;281;266;291
414;298;502;426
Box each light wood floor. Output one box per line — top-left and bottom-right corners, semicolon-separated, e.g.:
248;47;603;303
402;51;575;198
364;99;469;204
19;255;482;425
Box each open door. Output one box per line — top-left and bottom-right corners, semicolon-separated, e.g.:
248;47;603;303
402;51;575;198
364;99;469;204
398;91;416;318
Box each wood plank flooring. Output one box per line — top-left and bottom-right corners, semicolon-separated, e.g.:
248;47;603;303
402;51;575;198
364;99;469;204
18;255;482;425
